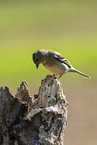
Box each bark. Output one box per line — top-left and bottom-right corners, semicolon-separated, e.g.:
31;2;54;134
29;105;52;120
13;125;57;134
0;74;68;145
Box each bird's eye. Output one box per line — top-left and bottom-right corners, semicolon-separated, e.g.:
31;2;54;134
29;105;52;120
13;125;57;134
37;58;39;61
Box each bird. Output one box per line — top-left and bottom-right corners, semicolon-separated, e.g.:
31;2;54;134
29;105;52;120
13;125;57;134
32;49;91;78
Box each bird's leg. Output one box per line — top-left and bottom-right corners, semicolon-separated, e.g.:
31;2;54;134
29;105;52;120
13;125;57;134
59;75;62;78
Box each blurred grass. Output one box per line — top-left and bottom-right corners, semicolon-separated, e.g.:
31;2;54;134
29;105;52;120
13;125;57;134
0;0;97;94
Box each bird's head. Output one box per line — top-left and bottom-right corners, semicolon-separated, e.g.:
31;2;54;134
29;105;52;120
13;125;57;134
32;49;47;68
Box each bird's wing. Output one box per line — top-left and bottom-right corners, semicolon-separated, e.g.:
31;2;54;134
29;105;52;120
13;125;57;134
54;53;71;68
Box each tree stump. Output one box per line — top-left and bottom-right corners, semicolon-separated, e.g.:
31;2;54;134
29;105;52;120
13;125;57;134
0;74;68;145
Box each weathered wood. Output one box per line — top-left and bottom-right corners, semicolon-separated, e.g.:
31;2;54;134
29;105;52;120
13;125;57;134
0;74;68;145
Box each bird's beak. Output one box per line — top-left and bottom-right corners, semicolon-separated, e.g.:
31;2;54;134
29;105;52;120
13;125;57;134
36;62;40;68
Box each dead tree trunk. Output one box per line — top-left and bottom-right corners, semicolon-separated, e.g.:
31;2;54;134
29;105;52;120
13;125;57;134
0;74;68;145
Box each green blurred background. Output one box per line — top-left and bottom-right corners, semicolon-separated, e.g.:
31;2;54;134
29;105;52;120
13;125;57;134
0;0;97;145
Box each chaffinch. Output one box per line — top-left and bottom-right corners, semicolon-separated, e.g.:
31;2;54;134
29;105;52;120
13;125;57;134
32;49;91;78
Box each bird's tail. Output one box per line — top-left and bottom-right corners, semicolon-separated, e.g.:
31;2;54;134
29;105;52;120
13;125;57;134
69;69;91;79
